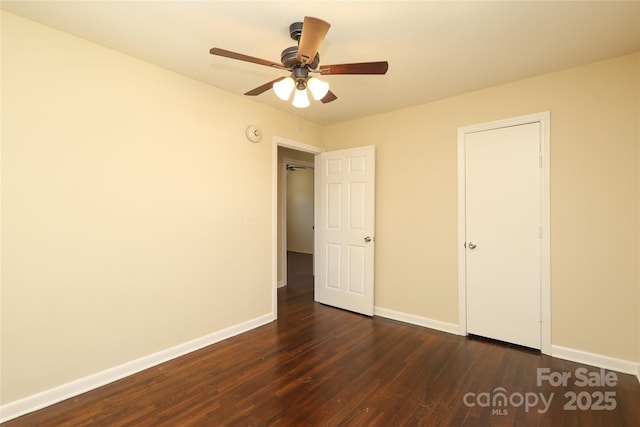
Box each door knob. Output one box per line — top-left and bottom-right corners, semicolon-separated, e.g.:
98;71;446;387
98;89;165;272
468;242;477;249
364;236;372;243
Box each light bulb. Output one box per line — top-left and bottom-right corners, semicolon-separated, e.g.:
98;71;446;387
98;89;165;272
273;77;295;101
292;88;310;108
307;77;330;101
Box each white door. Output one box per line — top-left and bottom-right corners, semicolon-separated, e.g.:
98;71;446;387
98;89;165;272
315;146;375;315
465;122;542;349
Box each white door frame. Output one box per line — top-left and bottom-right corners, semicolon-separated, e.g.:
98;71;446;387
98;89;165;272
272;136;324;320
280;157;314;289
457;112;551;354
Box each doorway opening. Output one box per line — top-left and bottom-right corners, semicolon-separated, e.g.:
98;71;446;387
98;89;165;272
272;137;323;320
280;157;314;289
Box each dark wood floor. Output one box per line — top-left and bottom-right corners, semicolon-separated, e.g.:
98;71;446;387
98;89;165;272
4;251;640;426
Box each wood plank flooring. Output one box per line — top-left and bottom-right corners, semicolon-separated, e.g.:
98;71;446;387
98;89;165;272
3;251;640;426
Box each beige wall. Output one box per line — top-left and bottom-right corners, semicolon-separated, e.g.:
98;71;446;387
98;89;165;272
0;12;322;404
324;53;640;363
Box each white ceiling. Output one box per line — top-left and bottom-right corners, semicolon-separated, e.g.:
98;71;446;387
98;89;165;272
2;1;639;125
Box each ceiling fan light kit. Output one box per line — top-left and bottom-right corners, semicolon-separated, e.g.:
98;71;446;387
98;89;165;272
293;88;311;108
307;77;330;100
210;16;388;109
273;77;295;100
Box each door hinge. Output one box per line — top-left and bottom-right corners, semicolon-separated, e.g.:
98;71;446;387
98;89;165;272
539;226;543;239
539;154;543;168
539;309;543;323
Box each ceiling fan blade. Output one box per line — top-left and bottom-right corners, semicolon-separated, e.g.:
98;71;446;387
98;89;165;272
296;17;331;65
244;77;286;96
210;47;284;69
321;91;338;104
319;61;389;75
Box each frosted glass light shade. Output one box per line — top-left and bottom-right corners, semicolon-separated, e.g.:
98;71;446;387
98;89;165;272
307;77;330;101
292;88;310;108
273;77;295;101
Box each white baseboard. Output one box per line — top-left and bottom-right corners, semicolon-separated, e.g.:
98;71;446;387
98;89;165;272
0;312;275;423
374;306;459;335
277;280;285;288
551;345;640;377
4;311;639;423
374;307;640;384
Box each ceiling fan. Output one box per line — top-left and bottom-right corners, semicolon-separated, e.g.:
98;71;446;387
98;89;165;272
209;16;389;108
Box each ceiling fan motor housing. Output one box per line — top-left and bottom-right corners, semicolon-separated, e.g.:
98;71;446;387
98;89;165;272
281;46;320;69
